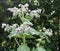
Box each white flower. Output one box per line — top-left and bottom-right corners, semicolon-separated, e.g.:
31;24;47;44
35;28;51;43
26;13;30;16
12;24;18;28
19;23;31;33
18;3;29;7
30;10;40;18
44;29;53;36
7;7;20;16
21;5;28;12
32;9;42;13
2;23;6;28
2;23;9;28
24;26;30;33
51;0;54;3
30;12;35;17
7;7;18;12
43;27;46;31
3;24;11;32
4;26;11;32
18;4;22;7
15;27;23;33
24;3;29;7
34;12;40;18
15;23;31;34
36;9;42;13
18;4;29;13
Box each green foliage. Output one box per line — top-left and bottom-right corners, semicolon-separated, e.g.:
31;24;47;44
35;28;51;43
17;44;30;51
8;30;18;38
36;47;46;51
29;27;39;35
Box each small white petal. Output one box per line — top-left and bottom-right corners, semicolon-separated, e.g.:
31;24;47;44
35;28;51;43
43;27;46;31
24;3;29;7
2;23;6;28
44;29;53;36
12;24;18;28
51;10;55;15
18;4;22;7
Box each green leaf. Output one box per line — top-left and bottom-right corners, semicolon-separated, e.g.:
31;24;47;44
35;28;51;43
8;30;18;38
39;32;50;43
25;35;34;38
25;15;33;21
39;32;45;38
12;16;17;20
29;27;39;35
17;44;30;51
44;35;50;43
36;47;46;51
20;17;30;23
41;40;45;44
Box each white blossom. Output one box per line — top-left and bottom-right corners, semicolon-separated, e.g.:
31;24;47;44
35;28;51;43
7;7;18;12
34;12;40;18
24;26;30;33
4;26;11;32
18;4;29;13
51;0;54;3
30;10;40;18
24;3;29;7
43;27;46;31
26;13;30;16
12;24;18;28
15;27;23;33
2;3;43;36
35;9;42;13
44;29;53;36
7;7;20;16
30;12;35;17
30;9;42;18
7;3;42;18
2;23;9;28
19;22;31;33
3;24;11;32
2;23;6;28
21;5;28;12
18;4;22;7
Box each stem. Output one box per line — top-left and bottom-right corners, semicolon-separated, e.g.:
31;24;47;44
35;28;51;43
14;38;20;46
23;34;26;44
19;10;26;44
19;11;25;23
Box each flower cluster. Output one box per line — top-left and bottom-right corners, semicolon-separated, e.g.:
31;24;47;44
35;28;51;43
2;22;33;33
7;3;42;18
7;7;20;16
43;27;53;36
30;9;42;18
2;23;19;32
